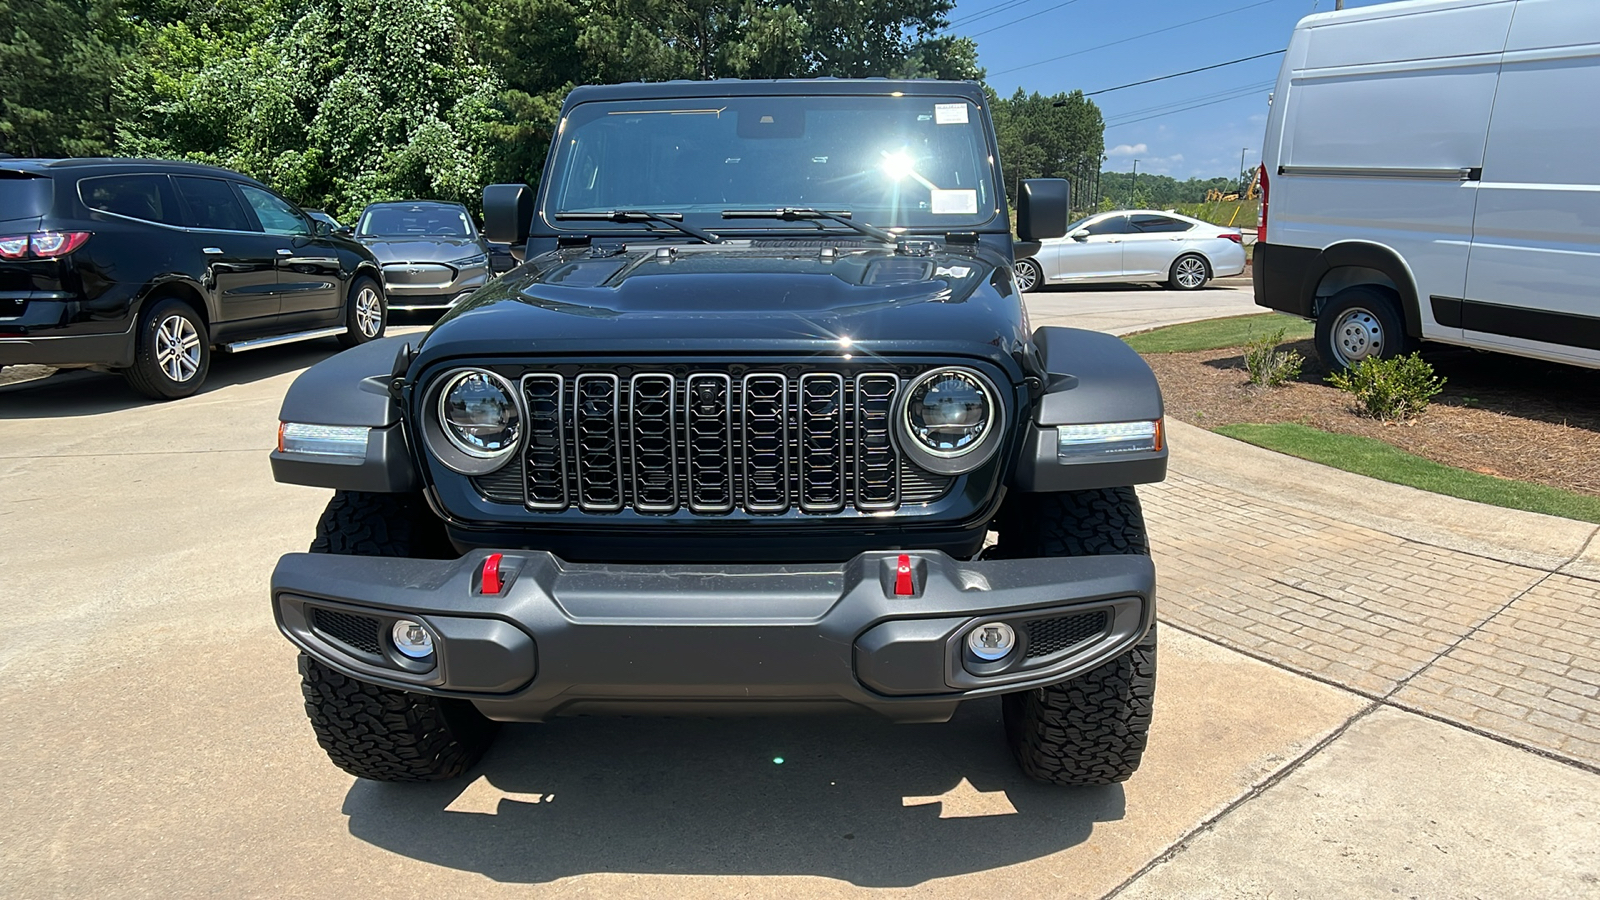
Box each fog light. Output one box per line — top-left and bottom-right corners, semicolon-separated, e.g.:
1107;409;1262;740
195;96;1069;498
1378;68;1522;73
392;619;436;659
967;622;1017;661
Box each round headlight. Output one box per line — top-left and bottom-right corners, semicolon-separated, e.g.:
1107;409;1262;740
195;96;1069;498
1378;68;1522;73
896;367;1004;475
425;368;522;474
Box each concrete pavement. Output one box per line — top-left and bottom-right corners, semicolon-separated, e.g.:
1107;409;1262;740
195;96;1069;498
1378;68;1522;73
2;292;1597;898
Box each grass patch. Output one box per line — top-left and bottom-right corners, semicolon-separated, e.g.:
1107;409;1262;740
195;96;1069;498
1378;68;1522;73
1216;422;1600;524
1124;313;1313;354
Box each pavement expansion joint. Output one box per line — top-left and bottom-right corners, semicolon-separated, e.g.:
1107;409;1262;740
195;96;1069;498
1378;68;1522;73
1099;699;1386;900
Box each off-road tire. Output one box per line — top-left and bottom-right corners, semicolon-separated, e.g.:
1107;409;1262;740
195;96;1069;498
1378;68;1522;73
299;653;496;782
300;490;493;782
337;275;386;349
993;487;1157;785
1313;284;1416;371
123;297;210;400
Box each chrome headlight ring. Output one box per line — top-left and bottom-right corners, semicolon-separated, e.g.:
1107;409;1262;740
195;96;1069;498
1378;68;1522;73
422;367;524;475
895;366;1005;475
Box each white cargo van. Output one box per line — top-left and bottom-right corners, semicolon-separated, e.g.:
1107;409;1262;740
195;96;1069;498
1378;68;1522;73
1254;0;1600;370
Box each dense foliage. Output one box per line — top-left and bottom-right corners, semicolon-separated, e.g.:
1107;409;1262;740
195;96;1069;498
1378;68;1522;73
988;87;1104;206
1099;171;1250;209
4;0;1047;221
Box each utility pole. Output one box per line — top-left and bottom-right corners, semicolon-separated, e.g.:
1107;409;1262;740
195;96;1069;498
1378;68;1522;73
1335;0;1344;8
1129;159;1139;207
1239;147;1251;192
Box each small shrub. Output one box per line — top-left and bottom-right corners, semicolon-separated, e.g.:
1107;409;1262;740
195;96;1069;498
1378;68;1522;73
1242;327;1304;387
1326;353;1446;420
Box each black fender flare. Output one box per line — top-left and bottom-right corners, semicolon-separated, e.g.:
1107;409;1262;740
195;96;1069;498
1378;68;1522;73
1009;327;1167;492
270;335;419;492
1305;242;1423;337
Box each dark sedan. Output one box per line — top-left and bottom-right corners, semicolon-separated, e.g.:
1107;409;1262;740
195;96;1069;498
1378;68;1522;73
352;201;491;311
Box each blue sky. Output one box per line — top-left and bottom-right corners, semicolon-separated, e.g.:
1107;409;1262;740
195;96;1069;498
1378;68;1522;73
949;0;1403;179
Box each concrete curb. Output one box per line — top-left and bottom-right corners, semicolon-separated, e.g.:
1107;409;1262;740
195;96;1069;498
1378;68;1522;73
1164;418;1599;574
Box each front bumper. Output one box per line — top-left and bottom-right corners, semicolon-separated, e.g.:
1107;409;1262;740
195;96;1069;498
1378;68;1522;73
272;549;1155;723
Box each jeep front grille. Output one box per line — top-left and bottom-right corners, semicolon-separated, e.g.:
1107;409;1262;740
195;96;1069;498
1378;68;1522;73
487;368;953;515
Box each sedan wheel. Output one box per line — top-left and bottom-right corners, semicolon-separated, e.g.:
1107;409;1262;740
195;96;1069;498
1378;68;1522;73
1015;258;1042;293
1168;254;1209;291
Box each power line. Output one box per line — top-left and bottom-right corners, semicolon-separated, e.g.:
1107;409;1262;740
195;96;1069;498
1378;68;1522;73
991;0;1283;76
967;0;1088;39
1104;79;1276;121
1104;88;1273;129
1086;51;1285;97
947;0;1045;28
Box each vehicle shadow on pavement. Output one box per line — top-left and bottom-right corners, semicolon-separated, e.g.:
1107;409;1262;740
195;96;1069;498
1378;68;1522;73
341;699;1125;886
0;339;350;418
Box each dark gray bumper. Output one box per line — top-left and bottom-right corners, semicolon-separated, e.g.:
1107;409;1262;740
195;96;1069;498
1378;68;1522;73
271;549;1155;723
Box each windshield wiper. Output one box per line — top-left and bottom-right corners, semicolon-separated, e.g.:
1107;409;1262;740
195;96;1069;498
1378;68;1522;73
555;210;722;244
720;208;897;244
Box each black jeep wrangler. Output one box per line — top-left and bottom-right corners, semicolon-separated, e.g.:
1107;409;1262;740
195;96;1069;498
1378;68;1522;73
269;79;1167;786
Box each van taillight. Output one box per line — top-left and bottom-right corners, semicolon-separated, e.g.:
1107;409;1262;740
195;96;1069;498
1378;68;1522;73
1257;165;1269;244
0;232;91;259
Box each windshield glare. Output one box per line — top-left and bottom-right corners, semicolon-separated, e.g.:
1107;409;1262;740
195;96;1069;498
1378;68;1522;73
545;95;998;231
358;205;473;238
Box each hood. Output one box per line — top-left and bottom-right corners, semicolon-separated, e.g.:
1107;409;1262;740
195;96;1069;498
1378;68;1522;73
412;242;1031;379
359;237;484;264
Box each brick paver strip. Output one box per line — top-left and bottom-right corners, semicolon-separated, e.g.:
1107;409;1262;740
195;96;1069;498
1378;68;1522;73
1139;474;1600;768
1396;573;1600;764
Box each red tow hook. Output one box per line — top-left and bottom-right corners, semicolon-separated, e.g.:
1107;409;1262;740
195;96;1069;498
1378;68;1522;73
480;553;505;594
894;554;915;596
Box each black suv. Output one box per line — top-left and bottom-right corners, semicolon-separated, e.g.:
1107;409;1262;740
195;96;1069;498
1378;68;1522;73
269;80;1167;786
0;159;387;399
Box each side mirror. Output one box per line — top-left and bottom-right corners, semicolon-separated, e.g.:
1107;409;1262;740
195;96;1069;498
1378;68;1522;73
311;220;333;237
483;183;533;246
1071;229;1090;242
1016;178;1070;242
335;224;353;236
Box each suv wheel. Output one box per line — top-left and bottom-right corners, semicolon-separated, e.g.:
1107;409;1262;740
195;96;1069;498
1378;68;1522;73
1314;285;1415;371
991;487;1157;785
337;275;386;349
123;297;210;400
299;491;495;782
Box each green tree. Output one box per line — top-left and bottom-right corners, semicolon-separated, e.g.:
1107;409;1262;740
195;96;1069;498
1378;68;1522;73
989;87;1105;207
0;0;126;157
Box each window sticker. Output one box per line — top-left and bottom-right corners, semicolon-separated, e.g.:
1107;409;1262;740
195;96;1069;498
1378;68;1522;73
934;103;969;125
930;189;978;215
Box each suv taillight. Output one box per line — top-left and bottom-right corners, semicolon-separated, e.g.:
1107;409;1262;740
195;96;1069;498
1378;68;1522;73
0;231;92;259
1256;165;1269;244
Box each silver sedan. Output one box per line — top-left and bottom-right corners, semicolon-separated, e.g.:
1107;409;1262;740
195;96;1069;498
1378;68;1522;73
1015;209;1246;292
352;201;492;311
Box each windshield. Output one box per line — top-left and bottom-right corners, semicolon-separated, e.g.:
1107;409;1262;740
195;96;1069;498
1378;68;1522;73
358;204;474;238
544;94;999;232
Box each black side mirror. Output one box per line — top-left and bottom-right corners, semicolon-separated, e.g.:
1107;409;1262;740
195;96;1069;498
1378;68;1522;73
335;224;353;236
1017;179;1070;242
483;183;533;246
311;219;333;236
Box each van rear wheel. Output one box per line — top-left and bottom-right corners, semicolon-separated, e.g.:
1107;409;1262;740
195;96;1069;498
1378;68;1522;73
1314;285;1415;371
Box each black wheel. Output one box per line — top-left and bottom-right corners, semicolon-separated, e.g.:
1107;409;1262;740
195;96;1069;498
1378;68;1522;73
337;275;386;349
1015;258;1043;293
1166;253;1210;291
300;490;493;782
992;488;1157;785
1314;285;1415;371
122;297;210;400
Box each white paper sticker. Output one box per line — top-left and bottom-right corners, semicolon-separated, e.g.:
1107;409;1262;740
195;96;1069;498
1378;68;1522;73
935;265;973;279
934;103;969;125
930;189;978;215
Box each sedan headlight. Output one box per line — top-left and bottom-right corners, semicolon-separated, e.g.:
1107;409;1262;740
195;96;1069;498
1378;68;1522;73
422;368;523;474
896;367;1004;475
448;253;489;269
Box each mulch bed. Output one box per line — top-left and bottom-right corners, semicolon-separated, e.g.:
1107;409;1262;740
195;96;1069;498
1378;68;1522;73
1147;338;1600;498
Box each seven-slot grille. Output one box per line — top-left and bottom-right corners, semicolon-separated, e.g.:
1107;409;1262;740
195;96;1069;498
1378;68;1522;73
514;369;913;515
